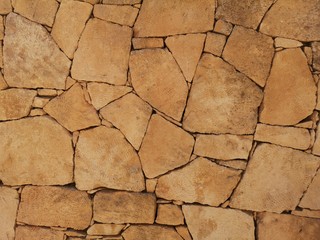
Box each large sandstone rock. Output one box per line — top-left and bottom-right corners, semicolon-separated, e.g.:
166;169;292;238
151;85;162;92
75;126;145;191
260;48;316;125
4;13;71;89
0;116;73;185
183;205;255;240
156;157;241;206
17;186;92;230
230;144;320;213
299;170;320;210
183;54;263;134
122;225;183;240
134;0;215;37
15;226;65;240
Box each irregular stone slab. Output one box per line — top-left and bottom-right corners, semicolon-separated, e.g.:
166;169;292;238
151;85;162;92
312;122;320;155
122;225;183;240
132;38;164;49
72;18;132;85
0;0;11;14
0;16;4;40
223;26;274;87
100;93;152;150
0;116;73;185
87;224;125;236
274;37;303;48
214;19;233;35
312;42;320;71
194;134;253;160
156;157;241;206
257;212;320;240
52;0;92;59
260;0;320;41
93;191;156;224
38;89;58;97
0;187;19;240
183;205;255;240
204;32;226;57
130;49;188;121
17;186;92;230
166;34;206;82
0;88;36;120
260;49;316;125
103;0;141;4
217;160;247;170
156;204;184;226
33;97;50;108
183;54;263;134
292;209;320;219
230;144;320;213
75;126;145;191
254;124;311;150
139;115;194;178
15;226;65;240
44;84;100;132
134;0;215;37
4;13;70;89
216;0;273;29
175;226;192;240
299;170;320;210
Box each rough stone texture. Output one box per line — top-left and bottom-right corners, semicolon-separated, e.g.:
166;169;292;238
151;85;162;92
4;13;71;89
0;187;19;240
52;0;92;59
175;226;192;240
130;49;188;121
156;204;184;225
0;16;4;40
72;18;132;85
299;170;320;210
183;205;255;240
44;84;100;132
292;209;320;219
0;88;36;120
75;126;145;191
260;0;320;41
87;223;125;236
0;0;11;14
204;32;226;57
183;54;263;134
260;48;316;125
312;42;320;71
257;212;320;240
230;143;320;213
33;97;50;108
312;122;320;155
0;116;73;185
166;34;206;82
17;186;92;230
93;191;156;224
15;226;65;240
156;157;241;206
217;160;247;170
132;38;164;49
134;0;215;37
38;89;58;97
274;37;303;48
122;225;183;240
100;93;152;150
0;73;7;90
103;0;141;4
214;19;233;35
139;115;194;178
194;134;253;160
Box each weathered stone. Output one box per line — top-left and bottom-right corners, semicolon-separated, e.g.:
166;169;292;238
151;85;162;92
103;0;141;4
122;225;183;240
139;115;194;178
0;0;11;14
260;0;320;41
166;34;206;82
32;97;50;108
312;123;320;155
75;126;145;191
299;170;320;210
0;88;36;120
175;226;192;240
204;33;226;56
260;48;316;125
130;49;188;121
52;0;92;59
134;0;215;37
29;109;46;116
257;212;320;240
216;160;247;170
0;116;73;185
223;26;274;87
214;19;233;35
4;13;71;89
292;209;320;219
312;42;320;71
194;134;253;160
156;204;184;226
72;18;132;85
146;179;157;193
183;54;263;134
38;89;58;97
0;16;3;40
0;73;7;90
87;224;125;236
230;143;320;213
93;191;156;224
132;38;164;49
17;186;92;230
156;157;241;206
183;205;254;240
274;37;303;48
100;93;152;150
15;226;65;240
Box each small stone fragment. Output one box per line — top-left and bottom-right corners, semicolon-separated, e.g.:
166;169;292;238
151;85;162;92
0;16;3;40
103;0;141;4
87;224;125;236
132;38;164;49
15;226;65;240
312;123;320;155
204;32;226;56
32;97;50;108
216;160;247;170
312;42;320;71
0;74;8;90
274;37;303;48
214;19;233;35
29;108;46;116
156;204;184;225
38;89;58;97
146;179;157;193
292;209;320;219
122;225;183;240
304;46;313;65
175;226;192;240
299;170;320;210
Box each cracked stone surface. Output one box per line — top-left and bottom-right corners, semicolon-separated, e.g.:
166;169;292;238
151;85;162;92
122;225;183;240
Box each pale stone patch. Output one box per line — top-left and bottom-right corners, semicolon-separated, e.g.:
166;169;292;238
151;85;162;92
274;37;303;48
214;19;233;35
146;179;157;193
132;38;164;49
32;97;50;108
37;89;58;97
122;225;183;240
15;226;65;240
156;204;184;226
204;33;226;57
0;0;11;14
87;224;125;236
29;109;46;117
299;170;320;210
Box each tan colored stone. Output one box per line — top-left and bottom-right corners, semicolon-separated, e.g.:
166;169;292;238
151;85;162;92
0;73;7;90
183;205;254;240
44;84;100;132
0;0;11;14
0;16;3;40
87;224;125;236
38;89;58;97
257;212;320;240
312;123;320;155
204;32;226;57
146;179;157;193
134;0;215;37
183;54;263;134
132;38;164;49
274;37;303;48
305;46;313;65
260;48;316;125
0;116;73;185
139;115;194;178
93;191;156;224
312;42;320;71
103;0;141;4
75;126;145;191
66;77;76;89
156;157;241;206
0;88;36;120
72;18;132;85
260;0;320;41
230;143;320;213
194;134;253;160
292;209;320;219
15;226;65;240
32;97;50;108
0;187;19;240
166;34;206;82
216;160;247;170
214;19;233;35
156;204;184;226
122;225;183;240
130;49;188;121
29;108;46;116
299;170;320;210
175;226;192;240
